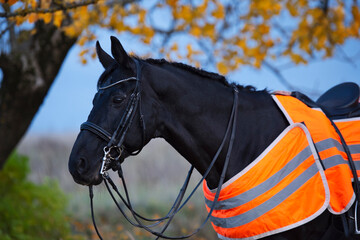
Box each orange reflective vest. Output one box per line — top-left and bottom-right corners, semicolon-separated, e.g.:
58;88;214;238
203;95;360;239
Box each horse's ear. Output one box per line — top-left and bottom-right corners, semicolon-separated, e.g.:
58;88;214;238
110;36;131;67
96;41;114;69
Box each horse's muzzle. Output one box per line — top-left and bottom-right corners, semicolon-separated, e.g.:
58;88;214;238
69;155;103;186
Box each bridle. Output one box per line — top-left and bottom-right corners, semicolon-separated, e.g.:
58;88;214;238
80;58;146;175
80;57;240;239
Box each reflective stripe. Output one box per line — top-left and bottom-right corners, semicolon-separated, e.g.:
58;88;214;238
316;139;360;156
334;117;360;122
205;146;313;210
322;154;360;170
210;163;319;229
316;138;343;153
350;144;360;155
322;154;349;169
313;139;360;170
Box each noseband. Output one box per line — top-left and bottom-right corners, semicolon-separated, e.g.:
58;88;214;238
80;58;145;175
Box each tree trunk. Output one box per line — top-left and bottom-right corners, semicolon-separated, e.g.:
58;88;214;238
0;21;77;168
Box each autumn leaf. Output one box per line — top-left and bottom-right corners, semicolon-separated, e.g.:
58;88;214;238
38;13;52;24
212;2;225;19
190;25;201;37
178;5;192;22
28;13;38;23
53;11;63;28
290;53;307;64
217;62;228;75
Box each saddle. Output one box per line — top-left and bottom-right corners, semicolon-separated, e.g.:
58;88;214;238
317;82;360;119
291;82;360;119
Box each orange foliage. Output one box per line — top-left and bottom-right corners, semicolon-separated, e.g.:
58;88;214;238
4;0;360;73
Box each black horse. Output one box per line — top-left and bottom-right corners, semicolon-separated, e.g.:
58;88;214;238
69;37;350;240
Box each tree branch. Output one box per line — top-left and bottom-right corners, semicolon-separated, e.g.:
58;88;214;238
0;0;98;18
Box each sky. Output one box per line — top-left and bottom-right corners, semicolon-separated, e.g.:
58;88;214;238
25;33;360;135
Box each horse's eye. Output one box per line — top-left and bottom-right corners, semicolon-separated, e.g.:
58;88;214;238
112;95;125;104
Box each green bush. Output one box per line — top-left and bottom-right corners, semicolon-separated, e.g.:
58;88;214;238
0;152;73;240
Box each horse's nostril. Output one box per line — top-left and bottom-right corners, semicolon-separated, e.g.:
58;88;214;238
77;157;88;174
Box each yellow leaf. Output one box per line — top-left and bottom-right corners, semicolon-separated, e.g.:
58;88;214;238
254;59;261;68
78;36;87;46
325;47;333;58
91;50;97;59
38;13;52;24
186;44;193;57
255;0;272;11
30;0;37;8
212;3;225;19
235;38;247;49
79;49;89;57
264;39;274;47
203;23;215;38
179;5;192;22
99;4;109;17
286;1;298;17
257;23;270;34
143;26;154;38
197;0;208;15
53;11;63;28
315;34;327;50
190;25;201;37
166;0;178;8
217;62;228;75
290;53;307;64
166;52;171;59
28;13;38;23
141;36;151;44
40;0;51;9
170;43;178;51
130;26;141;34
139;9;146;23
63;26;78;37
298;37;311;54
195;61;201;68
352;6;360;23
14;16;25;25
309;8;323;21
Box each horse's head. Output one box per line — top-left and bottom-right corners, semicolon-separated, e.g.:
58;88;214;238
69;37;153;185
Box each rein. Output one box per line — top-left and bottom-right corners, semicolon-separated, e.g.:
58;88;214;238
81;58;240;239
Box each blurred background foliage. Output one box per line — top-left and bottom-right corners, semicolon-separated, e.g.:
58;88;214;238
3;0;359;73
0;152;76;240
3;136;216;239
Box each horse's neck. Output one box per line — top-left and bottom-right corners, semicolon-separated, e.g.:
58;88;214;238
146;64;287;188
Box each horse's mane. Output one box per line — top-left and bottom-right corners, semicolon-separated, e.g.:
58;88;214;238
142;58;257;92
